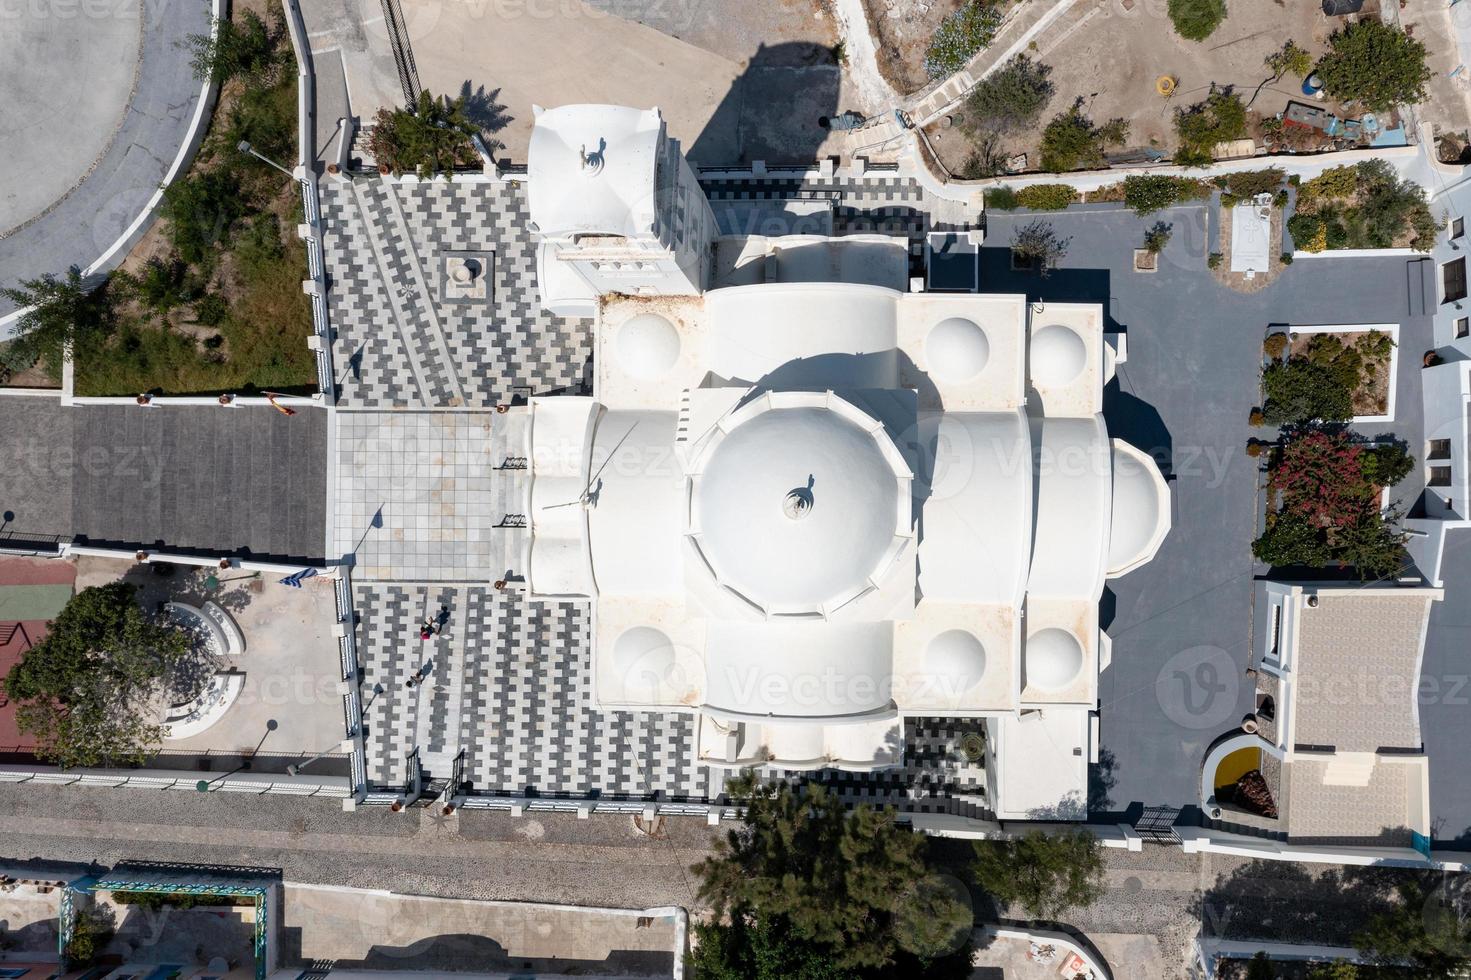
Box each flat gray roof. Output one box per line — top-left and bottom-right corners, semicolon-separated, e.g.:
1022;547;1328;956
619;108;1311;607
0;397;327;564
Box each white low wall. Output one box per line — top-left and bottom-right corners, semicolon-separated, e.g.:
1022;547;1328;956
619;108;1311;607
982;925;1110;980
0;764;349;798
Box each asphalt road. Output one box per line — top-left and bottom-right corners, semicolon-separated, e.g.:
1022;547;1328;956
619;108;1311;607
0;0;214;322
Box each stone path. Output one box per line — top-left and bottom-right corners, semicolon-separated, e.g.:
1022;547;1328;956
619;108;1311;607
846;0;1103;156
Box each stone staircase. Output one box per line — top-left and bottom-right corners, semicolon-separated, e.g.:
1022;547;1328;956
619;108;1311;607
846;0;1106;157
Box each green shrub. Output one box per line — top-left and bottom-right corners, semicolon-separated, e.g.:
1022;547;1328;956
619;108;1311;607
1301;164;1358;202
961;54;1055;134
193;293;229;327
1261;358;1352;425
1266;40;1313;80
1122;174;1206;215
1040;103;1128;172
925;1;1005;79
1223;168;1286;199
1317;19;1431;112
1361;442;1415;488
1294;211;1329;250
1208;251;1223;269
185;9;280;84
1015;183;1078;210
368;89;482;178
1253;508;1332;567
986;185;1018;211
1280;252;1294;264
1168;0;1227;41
160;168;247;269
1143;221;1173;254
1174;91;1247;167
1263;333;1288;360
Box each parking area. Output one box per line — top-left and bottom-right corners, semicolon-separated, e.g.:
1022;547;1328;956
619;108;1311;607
973;205;1432;815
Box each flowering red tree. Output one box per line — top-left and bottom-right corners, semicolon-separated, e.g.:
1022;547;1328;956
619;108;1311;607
1267;429;1376;528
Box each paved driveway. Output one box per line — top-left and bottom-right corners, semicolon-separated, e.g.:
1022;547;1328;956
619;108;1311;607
0;0;213;321
978;206;1432;816
1420;531;1471;842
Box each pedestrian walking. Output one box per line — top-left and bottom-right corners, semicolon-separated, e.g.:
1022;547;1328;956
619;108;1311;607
419;618;435;641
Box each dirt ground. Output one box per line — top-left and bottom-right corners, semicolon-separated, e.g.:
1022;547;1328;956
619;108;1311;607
862;0;968;95
928;0;1358;174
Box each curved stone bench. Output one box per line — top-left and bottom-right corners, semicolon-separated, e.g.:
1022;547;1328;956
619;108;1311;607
166;601;227;659
162;670;245;741
202;600;245;658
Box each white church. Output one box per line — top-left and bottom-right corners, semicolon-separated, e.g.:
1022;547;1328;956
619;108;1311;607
515;104;1171;821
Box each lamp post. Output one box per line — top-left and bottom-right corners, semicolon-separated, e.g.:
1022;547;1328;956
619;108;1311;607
236;140;294;179
196;719;277;792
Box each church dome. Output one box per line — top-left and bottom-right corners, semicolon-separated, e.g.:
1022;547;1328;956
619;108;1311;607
1025;627;1084;691
690;393;910;613
1030;324;1088;386
925;629;987;691
925;316;990;383
616;313;681;379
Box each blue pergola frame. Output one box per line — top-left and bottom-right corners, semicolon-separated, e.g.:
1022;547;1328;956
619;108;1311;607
60;875;270;980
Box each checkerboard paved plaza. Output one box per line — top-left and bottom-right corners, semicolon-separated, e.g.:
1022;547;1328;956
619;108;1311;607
355;583;719;800
355;581;988;809
319;175;592;408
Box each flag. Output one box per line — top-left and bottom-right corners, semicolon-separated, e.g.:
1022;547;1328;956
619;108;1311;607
279;567;319;588
264;392;297;416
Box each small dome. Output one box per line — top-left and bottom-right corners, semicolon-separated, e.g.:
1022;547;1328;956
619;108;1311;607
616;313;680;379
1026;628;1084;691
612;626;677;687
925;629;987;691
1030;324;1087;387
1108;443;1171;575
925;317;990;383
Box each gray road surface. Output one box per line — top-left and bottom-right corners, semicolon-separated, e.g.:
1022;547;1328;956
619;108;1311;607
0;0;215;321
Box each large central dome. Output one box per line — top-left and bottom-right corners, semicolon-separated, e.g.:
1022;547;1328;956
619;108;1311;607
689;392;911;614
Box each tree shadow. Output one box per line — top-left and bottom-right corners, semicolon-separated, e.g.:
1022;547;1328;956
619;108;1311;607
1190;858;1419;946
456;82;513;153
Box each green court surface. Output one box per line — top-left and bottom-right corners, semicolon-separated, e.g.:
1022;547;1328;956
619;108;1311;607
0;584;72;622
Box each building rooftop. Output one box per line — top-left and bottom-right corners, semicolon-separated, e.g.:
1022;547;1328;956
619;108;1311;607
1291;591;1433;753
